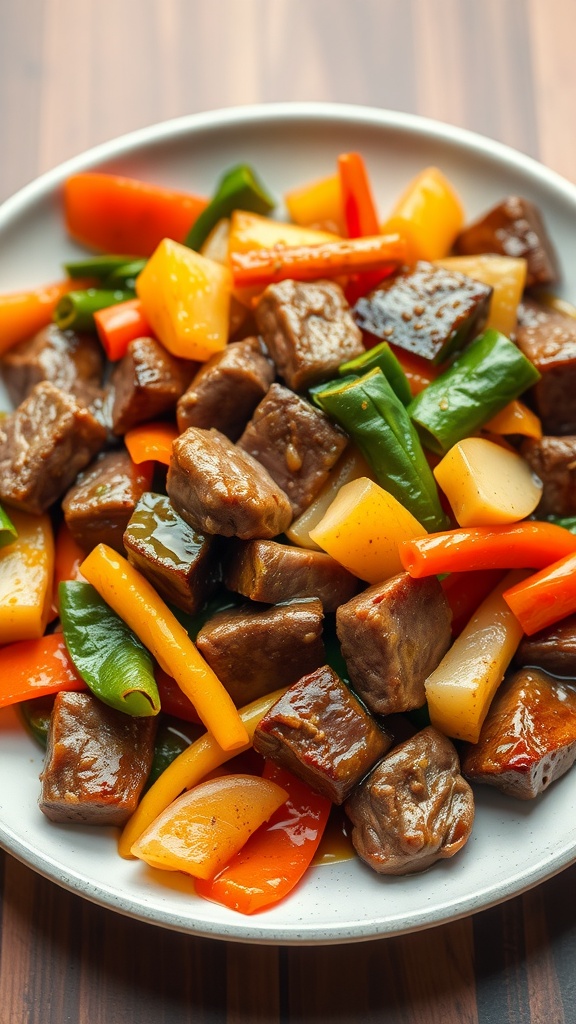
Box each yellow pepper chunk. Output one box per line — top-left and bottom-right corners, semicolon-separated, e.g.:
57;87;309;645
433;437;543;527
434;254;527;338
284;173;346;235
0;510;54;645
286;446;373;550
381;166;464;262
136;237;231;361
309;477;427;583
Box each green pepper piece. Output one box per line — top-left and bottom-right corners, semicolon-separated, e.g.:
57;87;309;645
59;581;160;716
184;163;275;251
53;288;135;331
63;255;142;280
339;341;412;407
19;694;55;749
0;503;17;549
408;329;542;456
104;258;147;290
146;717;203;789
315;368;448;532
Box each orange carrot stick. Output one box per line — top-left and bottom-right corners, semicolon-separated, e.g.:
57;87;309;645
0;278;95;356
94;298;152;361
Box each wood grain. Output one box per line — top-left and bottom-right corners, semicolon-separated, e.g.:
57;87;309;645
1;1;576;1022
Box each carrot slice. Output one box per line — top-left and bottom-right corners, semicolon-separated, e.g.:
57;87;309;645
94;298;152;361
124;421;178;466
0;278;95;356
0;633;86;708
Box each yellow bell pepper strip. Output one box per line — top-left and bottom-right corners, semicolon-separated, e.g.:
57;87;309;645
184;163;275;251
483;399;542;440
0;504;16;549
80;544;249;751
124;421;178;466
0;277;95;356
130;773;288;880
503;551;576;636
195;762;331;915
381;165;464;262
0;509;54;645
284;173;346;235
0;633;86;709
425;569;528;743
399;521;576;578
118;688;286;857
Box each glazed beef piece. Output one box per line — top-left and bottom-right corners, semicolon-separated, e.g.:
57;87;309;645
515;300;576;434
520;435;576;516
238;384;348;516
62;449;152;553
461;668;576;799
353;262;492;364
196;598;325;706
1;323;104;408
110;336;194;435
176;336;275;440
345;726;474;875
515;614;576;677
336;573;452;715
255;279;364;390
39;691;157;825
167;427;292;540
123;492;220;614
454;195;560;290
224;539;359;612
0;381;107;514
253;665;391;804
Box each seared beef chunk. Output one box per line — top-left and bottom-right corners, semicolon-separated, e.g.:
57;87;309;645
336;573;452;715
515;614;576;677
167;427;292;539
62;449;152;553
515;300;576;434
1;323;104;408
238;383;348;516
520;435;576;516
255;279;364;390
0;381;107;514
353;262;492;364
253;666;391;804
123;492;219;614
196;598;325;705
176;336;275;440
110;336;194;435
345;726;474;875
462;668;576;799
224;539;359;612
40;691;157;825
454;196;560;290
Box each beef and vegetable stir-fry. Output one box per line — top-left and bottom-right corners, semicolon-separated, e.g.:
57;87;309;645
2;151;576;915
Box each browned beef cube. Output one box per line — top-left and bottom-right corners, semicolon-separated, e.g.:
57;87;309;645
345;727;474;875
1;323;104;408
253;666;391;804
353;262;492;364
176;336;275;440
238;384;348;516
196;598;325;705
515;300;576;434
255;279;363;390
515;614;576;677
123;491;219;614
110;335;194;435
0;381;107;514
61;449;152;552
454;195;560;290
520;435;576;515
224;539;359;612
167;427;292;540
462;668;576;799
336;573;452;715
39;691;157;825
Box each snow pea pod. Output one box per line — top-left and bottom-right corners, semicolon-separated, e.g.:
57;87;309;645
184;163;275;251
59;581;160;717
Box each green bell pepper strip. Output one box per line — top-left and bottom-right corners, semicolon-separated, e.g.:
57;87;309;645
53;287;135;331
59;581;160;716
407;329;541;456
184;163;275;251
0;504;17;548
314;368;448;532
104;258;147;290
339;341;412;406
63;255;141;280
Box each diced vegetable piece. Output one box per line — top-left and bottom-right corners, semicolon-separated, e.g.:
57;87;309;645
0;278;95;356
309;477;427;583
338;152;380;237
433;437;543;526
0;510;54;644
286;446;373;550
381;166;465;261
64;172;208;256
425;570;527;742
136;238;231;360
80;544;249;751
284;173;345;234
185;163;275;251
503;551;576;636
0;504;17;549
483;399;542;440
94;298;152;361
124;421;178;466
434;254;527;337
0;634;86;709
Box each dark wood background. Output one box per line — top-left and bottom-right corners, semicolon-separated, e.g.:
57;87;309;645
1;1;576;1021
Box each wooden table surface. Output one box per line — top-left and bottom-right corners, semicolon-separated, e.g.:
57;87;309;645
1;1;576;1021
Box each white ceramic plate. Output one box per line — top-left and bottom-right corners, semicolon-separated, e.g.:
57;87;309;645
1;103;576;946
